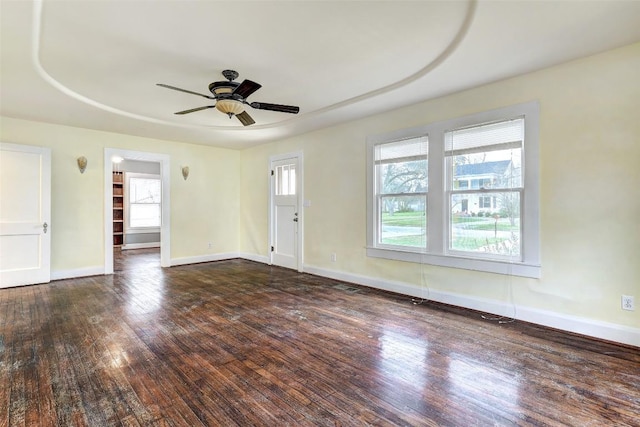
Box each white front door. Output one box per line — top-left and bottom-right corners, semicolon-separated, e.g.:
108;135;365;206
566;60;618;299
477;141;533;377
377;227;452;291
0;143;51;288
270;156;301;270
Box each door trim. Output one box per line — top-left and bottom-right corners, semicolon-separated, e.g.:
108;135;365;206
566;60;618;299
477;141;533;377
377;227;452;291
104;148;171;273
268;151;303;272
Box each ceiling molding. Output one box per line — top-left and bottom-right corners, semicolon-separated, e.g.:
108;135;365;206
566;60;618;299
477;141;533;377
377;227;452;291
32;0;187;129
2;0;636;148
32;0;476;133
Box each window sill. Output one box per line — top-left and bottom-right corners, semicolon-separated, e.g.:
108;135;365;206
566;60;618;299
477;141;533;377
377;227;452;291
366;247;540;279
124;228;161;234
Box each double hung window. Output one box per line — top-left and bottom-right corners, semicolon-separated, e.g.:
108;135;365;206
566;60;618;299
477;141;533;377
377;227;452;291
126;173;161;230
366;102;540;278
445;118;523;258
374;137;428;250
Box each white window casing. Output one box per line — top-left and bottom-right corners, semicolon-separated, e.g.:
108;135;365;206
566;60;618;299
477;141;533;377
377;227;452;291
124;172;162;233
366;101;540;278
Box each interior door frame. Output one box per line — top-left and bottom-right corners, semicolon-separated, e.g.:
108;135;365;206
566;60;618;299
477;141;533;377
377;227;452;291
268;151;304;272
104;148;171;273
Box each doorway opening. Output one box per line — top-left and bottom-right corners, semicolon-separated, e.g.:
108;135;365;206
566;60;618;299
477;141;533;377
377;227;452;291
104;148;171;274
114;247;161;273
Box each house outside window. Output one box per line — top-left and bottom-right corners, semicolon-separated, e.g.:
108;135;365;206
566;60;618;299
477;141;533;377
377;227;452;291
366;101;540;278
446;118;523;258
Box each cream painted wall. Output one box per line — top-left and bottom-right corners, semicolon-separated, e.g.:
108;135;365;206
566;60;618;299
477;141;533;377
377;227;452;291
240;42;640;330
0;118;241;272
0;43;637;339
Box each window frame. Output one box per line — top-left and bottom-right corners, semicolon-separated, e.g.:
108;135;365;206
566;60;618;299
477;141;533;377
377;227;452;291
374;136;429;252
275;163;297;196
366;101;540;278
124;172;162;233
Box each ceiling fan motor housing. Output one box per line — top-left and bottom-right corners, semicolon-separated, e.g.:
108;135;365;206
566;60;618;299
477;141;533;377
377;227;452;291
209;81;240;97
210;69;242;99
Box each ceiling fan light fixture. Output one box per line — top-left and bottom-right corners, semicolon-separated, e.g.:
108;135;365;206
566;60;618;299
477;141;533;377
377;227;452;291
215;99;244;117
158;70;299;126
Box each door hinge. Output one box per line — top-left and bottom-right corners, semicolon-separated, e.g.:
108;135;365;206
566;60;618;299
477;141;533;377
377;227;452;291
271;170;274;176
271;246;274;252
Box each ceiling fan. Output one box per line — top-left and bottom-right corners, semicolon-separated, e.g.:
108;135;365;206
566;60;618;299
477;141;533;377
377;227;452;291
157;70;300;126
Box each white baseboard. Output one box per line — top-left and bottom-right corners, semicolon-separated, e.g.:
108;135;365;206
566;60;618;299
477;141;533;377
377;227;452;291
170;252;270;267
302;264;640;348
170;252;241;266
238;252;270;265
122;242;160;250
51;266;104;281
50;252;266;280
514;306;640;348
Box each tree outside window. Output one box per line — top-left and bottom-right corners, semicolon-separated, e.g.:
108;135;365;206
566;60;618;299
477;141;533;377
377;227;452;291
129;176;161;228
366;101;540;278
375;137;427;249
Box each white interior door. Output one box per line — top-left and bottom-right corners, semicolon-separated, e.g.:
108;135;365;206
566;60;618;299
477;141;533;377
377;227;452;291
271;156;300;270
0;143;51;288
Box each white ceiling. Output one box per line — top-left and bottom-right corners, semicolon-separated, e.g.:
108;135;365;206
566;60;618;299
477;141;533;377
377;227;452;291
2;0;640;150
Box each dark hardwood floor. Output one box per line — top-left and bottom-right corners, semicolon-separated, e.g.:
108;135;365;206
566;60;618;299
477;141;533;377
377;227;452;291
1;249;639;426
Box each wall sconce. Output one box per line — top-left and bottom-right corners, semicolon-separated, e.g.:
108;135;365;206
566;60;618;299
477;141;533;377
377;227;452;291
182;166;190;180
77;156;88;174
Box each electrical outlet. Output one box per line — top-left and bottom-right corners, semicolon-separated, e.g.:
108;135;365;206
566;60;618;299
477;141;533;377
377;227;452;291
330;253;337;262
208;242;212;249
621;295;635;311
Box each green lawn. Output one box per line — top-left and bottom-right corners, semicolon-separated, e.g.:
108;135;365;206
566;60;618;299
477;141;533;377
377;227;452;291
457;218;519;232
382;212;518;231
381;211;519;252
382;234;517;253
450;236;511;252
381;211;425;227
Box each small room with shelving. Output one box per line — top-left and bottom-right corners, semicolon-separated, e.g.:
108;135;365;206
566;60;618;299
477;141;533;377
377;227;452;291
112;159;162;260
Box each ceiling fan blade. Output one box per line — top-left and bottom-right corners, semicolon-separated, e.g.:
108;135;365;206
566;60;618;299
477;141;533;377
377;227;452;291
236;111;255;126
157;83;216;100
233;79;262;99
174;105;216;115
250;102;300;114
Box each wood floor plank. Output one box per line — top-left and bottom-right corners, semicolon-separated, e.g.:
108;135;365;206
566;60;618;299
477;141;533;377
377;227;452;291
7;292;26;427
1;249;639;426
